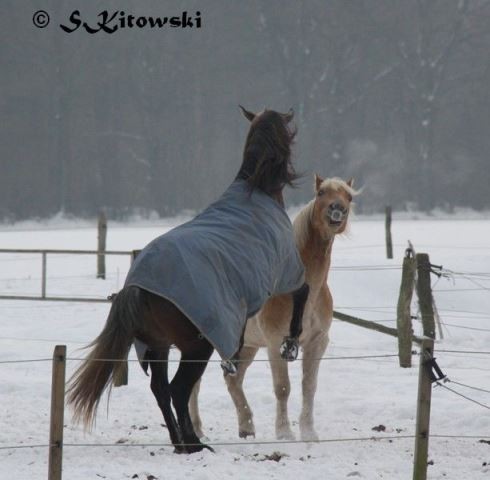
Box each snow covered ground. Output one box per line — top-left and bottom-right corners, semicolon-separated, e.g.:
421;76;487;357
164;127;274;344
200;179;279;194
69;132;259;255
0;212;489;479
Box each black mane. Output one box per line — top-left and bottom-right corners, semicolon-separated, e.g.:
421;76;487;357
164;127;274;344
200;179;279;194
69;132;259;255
236;110;299;196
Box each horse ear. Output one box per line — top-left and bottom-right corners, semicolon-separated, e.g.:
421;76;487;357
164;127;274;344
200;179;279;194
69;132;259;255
284;108;294;123
347;177;355;188
239;105;256;122
314;173;324;192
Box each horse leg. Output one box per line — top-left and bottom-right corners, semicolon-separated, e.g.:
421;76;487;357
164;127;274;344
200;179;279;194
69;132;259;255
221;325;247;376
280;283;309;361
170;341;214;453
148;349;185;453
189;378;205;439
224;345;259;438
299;332;329;441
268;346;295;440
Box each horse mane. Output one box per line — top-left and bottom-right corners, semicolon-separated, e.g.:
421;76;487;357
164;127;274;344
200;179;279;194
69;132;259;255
236;110;300;195
319;177;360;198
293;200;315;251
293;177;361;250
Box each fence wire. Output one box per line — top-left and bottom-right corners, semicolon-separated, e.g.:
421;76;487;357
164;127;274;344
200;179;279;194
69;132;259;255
445;378;490;395
2;433;490;452
2;348;490;365
0;353;402;365
435;381;490;410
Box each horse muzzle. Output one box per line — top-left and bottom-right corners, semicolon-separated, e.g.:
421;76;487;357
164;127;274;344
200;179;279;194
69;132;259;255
326;203;348;226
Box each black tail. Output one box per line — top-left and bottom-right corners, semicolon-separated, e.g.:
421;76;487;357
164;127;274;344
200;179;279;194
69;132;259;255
67;286;143;429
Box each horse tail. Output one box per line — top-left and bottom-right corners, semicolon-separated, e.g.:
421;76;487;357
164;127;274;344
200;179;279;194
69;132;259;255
67;286;143;429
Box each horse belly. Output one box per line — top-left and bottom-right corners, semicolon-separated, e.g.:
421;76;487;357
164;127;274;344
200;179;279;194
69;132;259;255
243;315;268;348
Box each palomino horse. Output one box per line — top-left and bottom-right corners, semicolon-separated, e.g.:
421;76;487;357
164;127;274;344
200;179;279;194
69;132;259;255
67;107;310;454
190;175;358;441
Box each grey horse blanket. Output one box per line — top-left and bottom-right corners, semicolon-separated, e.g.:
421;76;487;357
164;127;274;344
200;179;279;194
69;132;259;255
125;179;305;360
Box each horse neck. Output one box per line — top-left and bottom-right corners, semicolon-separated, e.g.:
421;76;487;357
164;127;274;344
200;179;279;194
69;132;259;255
297;205;335;286
272;190;285;208
305;221;334;261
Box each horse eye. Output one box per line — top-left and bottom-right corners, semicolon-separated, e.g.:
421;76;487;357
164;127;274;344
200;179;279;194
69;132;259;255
317;189;324;197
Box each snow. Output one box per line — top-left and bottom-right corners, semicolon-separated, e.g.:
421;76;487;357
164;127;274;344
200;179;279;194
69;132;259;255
1;213;489;479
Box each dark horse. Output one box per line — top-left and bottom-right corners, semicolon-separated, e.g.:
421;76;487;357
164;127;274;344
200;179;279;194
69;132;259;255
67;107;310;454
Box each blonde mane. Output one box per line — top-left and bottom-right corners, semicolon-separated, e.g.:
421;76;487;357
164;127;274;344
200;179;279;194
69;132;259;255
293;200;315;251
293;177;361;250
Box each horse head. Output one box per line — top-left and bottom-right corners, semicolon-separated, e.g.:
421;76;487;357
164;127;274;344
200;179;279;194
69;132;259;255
239;105;294;124
312;175;359;237
236;106;299;199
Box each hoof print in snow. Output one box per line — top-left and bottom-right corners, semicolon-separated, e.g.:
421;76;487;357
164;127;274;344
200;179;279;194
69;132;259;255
131;424;149;431
252;451;287;462
264;451;287;462
371;424;386;432
347;472;361;477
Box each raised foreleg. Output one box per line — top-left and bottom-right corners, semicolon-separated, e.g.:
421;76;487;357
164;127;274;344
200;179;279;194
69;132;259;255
280;283;309;361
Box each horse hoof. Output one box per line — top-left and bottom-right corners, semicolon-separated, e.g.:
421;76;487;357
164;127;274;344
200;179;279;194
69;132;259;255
173;445;188;454
203;443;215;453
221;360;238;376
174;441;215;454
186;443;214;454
280;337;299;361
239;430;255;439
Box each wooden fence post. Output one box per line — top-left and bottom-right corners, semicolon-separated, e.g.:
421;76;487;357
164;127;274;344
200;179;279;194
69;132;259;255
385;206;393;259
396;244;416;367
413;337;435;480
48;345;66;480
97;212;107;279
41;251;47;298
416;253;436;339
413;252;437;480
131;249;141;265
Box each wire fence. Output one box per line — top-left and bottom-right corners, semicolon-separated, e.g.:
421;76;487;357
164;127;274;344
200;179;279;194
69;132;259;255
0;353;402;365
1;242;489;468
435;381;490;410
3;433;490;453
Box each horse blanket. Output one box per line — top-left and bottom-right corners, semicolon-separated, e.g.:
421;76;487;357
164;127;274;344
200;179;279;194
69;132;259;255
126;179;305;360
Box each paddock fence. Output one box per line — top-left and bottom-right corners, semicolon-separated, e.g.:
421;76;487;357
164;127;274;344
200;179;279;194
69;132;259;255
0;248;140;303
1;343;489;480
1;215;490;479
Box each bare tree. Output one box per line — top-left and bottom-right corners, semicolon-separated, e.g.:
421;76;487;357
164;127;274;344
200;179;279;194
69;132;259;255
387;0;490;208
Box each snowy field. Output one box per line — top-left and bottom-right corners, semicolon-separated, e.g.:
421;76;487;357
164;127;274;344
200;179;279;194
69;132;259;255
1;212;489;479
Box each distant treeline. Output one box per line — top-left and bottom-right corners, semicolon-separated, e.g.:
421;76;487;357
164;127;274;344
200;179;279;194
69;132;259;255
2;0;490;220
